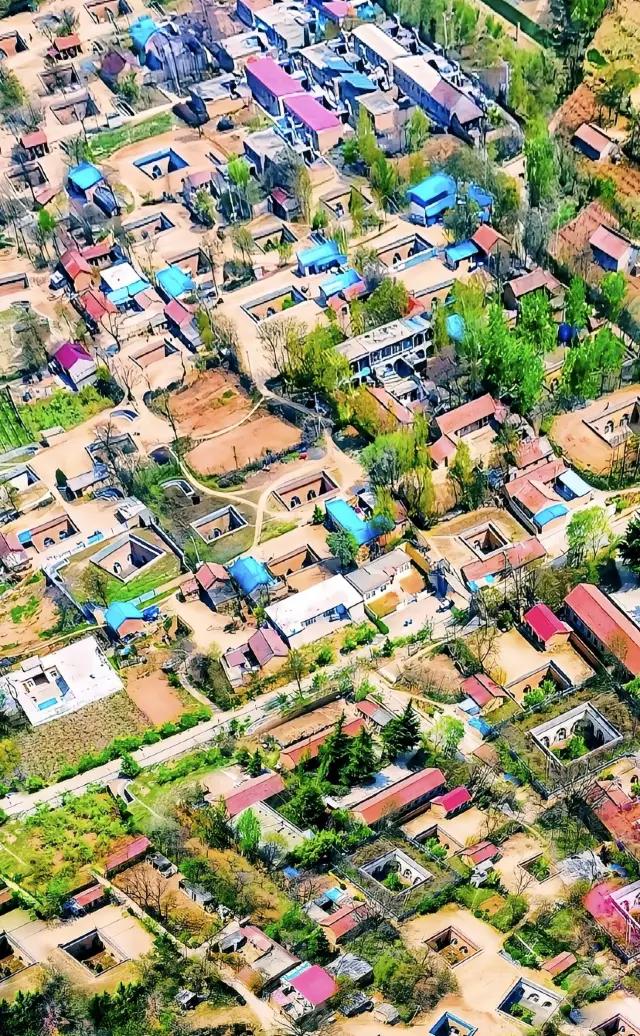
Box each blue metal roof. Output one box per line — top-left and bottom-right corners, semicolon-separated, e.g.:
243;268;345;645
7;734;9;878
68;162;103;192
557;469;593;498
467;183;493;209
407;173;456;207
228;555;274;595
341;71;375;90
320;267;361;297
534;502;568;527
297;239;344;268
445;240;478;263
156;265;195;299
106;279;150;306
325;497;380;545
105;600;144;632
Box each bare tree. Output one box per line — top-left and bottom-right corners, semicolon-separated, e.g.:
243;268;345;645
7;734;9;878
118;864;176;924
114;360;141;404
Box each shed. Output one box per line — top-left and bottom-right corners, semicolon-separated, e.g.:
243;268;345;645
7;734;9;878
105;600;146;640
325;497;382;546
444;239;478;270
156;265;195;300
228;555;274;595
297;239;346;276
68;162;104;194
374;1003;400;1024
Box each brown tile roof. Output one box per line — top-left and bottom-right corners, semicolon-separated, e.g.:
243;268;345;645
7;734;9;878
435;393;497;437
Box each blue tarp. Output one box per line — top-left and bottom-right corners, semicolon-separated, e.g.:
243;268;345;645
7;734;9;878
407;173;456;208
446;313;465;342
320;267;361;298
325;497;380;546
130;15;157;50
156;265;195;299
297;239;346;272
105;600;144;633
445;240;478;265
534;502;568;527
557;469;593;498
228;555;274;595
469;716;492;737
68;162;103;192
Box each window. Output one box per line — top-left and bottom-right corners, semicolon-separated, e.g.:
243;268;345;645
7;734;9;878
307;488;316;500
43;536;54;547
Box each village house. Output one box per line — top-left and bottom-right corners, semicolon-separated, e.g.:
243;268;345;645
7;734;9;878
524;602;572;650
589;225;636;273
265;573;366;647
52;342;97;391
244;56;305;115
271;962;338;1021
564;583;640;676
222;627;288;686
431;393;503;469
572;122;618;162
503;268;563;312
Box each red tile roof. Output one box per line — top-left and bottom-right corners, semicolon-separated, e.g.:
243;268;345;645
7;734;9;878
248;627;288;666
431;786;471;813
74;884;106;907
565;582;640;674
461;536;546;584
590;225;632;262
471;224;506;253
21;130;47;149
461;672;504;707
524;602;571;643
430;434;456;465
280;718;364;770
245;57;305;98
317;901;362;939
366;386;414;425
195;561;230;590
507;267;561;298
105;835;151;873
514;437;553;470
352;767;445;825
165;298;195;327
288;964;338;1006
541;951;576;976
435;393;497;437
78;288;116;320
82;241;112;261
460;840;498;865
224;772;285;817
60;247;92;279
54;32;81;49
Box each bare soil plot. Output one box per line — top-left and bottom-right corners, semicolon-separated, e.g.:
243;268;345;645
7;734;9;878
170;370;253;438
552;385;640;472
187;413;300;475
16;691;150;779
125;670;186;725
0;576;58;657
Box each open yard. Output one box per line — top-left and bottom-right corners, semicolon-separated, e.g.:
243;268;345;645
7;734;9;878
125;670;190;725
552;386;640;473
16;690;150;780
170;370;255;439
187;412;301;476
0;574;59;657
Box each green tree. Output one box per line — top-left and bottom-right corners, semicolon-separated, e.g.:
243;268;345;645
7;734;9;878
444;195;481;243
343;725;377;784
370;154;403;214
237;808;261;859
561;326;624;399
318;713;352;784
406;108;430;152
381;702;420;760
247;749;262;777
195;797;234;849
227;156;251;220
364;278;410;330
517;290;557;355
286;781;327;829
193;187;216;227
312;504;325;525
524;118;557;208
327;529;359;569
0;68;26;111
120;752;141;778
565;276;589;330
0;738;19;778
448;441;486;511
117;71;141;106
619;513;640;573
601;270;627;325
566;505;612;567
283;648;307;691
430;715;465;757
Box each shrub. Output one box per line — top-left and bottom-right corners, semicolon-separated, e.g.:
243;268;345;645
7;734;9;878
120;752;142;779
315;646;334;667
0;782;8;798
0;808;7;825
25;776;45;792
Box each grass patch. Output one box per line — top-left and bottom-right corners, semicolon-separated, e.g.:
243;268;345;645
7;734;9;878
89;112;174;159
10;595;39;623
20;387;110;436
128;755;226;833
206;523;255;565
259;519;297;544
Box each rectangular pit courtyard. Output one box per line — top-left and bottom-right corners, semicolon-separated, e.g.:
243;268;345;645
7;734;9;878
191;504;247;544
274;470;338;510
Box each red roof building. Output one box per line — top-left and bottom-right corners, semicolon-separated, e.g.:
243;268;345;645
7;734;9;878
435;393;498;439
541;951;576;976
430;786;471;818
59;248;93;289
524;602;572;648
73;884;108;908
105;835;151;875
459;840;499;867
77;288;116;323
461;536;546;588
564;583;640;675
461;672;505;709
287;964;338;1006
280;718;364;771
351;767;445;825
223;772;285;817
20;129;48;152
471;224;507;255
315;901;364;943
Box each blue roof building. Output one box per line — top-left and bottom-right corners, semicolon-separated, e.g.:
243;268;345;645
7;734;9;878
297;239;346;276
407;173;456;225
228;555;274;596
444;240;478;270
68;162;104;196
130;15;157;51
533;503;568;530
467;183;493;222
156;265;195;300
325;497;383;546
105;600;145;638
319;267;363;302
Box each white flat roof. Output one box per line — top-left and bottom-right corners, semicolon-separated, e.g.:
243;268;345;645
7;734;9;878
1;634;123;726
266;573;363;637
351;23;408;64
101;262;144;291
393;55;441;93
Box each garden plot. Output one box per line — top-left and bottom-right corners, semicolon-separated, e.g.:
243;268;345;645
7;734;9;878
15;690;149;781
169;369;254;439
0;574;58;658
125;670;190;725
114;863;218;946
187;412;300;477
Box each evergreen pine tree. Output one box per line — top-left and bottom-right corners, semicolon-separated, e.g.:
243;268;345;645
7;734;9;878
343;726;377;784
317;713;351;784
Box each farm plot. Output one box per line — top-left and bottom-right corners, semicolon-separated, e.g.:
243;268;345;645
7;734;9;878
0;387;29;451
169;369;254;439
16;690;150;780
0;575;58;658
125;669;191;725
